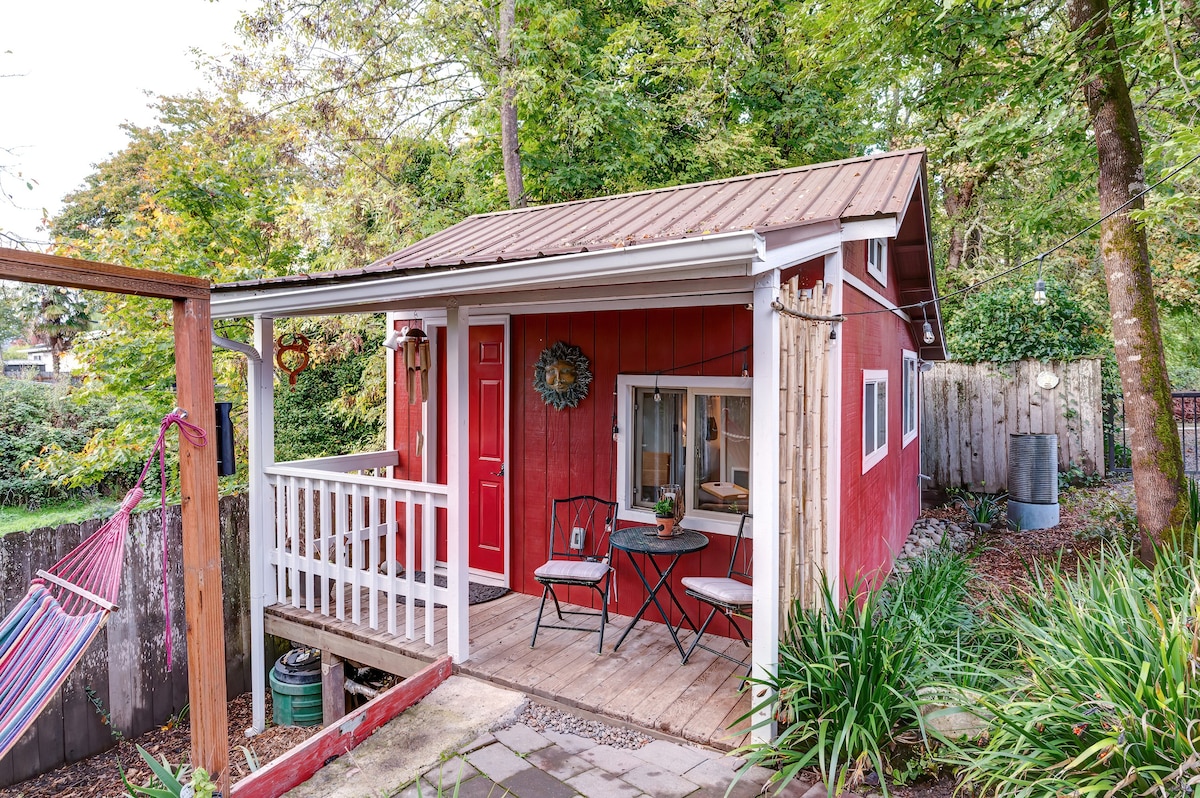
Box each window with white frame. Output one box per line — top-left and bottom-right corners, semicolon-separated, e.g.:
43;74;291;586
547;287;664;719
617;375;752;534
902;351;918;446
867;237;888;286
863;369;888;472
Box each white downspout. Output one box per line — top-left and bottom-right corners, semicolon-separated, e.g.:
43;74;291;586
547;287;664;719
212;319;275;735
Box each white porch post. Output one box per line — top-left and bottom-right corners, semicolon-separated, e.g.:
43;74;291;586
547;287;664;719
445;304;471;661
248;315;275;734
751;270;781;743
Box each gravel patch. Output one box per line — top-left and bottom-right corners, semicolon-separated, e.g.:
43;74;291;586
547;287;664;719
511;702;652;749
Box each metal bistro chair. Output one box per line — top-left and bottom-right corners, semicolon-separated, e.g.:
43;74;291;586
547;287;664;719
530;495;619;654
680;513;752;670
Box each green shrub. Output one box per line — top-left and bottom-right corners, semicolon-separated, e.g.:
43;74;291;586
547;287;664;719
0;380;122;508
953;544;1200;796
742;548;986;795
943;283;1104;364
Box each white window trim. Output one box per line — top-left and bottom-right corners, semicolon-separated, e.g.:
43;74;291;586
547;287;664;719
862;369;889;473
866;237;888;287
902;350;918;447
615;374;752;536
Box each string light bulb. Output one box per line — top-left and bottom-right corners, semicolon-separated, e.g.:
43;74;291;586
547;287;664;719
1032;279;1049;307
920;303;935;345
1032;254;1050;307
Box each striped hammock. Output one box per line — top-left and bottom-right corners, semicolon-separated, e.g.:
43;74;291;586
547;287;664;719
0;411;205;759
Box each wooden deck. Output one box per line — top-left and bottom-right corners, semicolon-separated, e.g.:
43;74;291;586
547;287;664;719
266;590;752;750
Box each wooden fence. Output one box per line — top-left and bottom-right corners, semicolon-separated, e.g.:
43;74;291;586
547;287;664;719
0;494;253;787
920;358;1104;491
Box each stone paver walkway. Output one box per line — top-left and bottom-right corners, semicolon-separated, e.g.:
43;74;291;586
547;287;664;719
391;719;830;798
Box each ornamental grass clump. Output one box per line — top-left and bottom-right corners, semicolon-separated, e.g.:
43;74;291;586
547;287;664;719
954;543;1200;796
742;545;984;796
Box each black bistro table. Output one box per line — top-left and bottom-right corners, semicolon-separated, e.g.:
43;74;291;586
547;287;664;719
610;526;709;658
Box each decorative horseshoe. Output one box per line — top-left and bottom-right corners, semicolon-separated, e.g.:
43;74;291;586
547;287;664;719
275;332;311;386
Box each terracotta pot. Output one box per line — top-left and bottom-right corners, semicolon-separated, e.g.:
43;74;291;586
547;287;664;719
656;515;676;538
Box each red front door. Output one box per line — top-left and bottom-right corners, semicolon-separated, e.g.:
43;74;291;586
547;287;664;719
436;324;507;576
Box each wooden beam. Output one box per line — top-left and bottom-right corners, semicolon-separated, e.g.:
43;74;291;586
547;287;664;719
0;248;208;299
230;657;453;798
263;613;430;678
321;651;346;727
173;297;229;794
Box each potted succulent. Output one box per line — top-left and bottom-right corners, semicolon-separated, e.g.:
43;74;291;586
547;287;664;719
653;496;677;538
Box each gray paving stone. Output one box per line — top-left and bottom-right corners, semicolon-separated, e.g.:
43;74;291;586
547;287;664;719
566;767;644;798
631;739;715;774
456;775;514;798
577;743;644;774
494;723;553;754
685;757;766;790
421;756;479;791
621;762;701;798
525;747;594;781
539;729;596;755
463;732;498;753
389;780;424;798
466;742;535;782
500;765;581;798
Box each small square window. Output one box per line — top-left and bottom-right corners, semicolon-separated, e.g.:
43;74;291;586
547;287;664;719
863;369;888;472
867;237;888;286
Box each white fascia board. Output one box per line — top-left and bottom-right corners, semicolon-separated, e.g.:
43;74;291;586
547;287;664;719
212;230;766;320
840;216;899;242
757;217;900;276
756;232;841;274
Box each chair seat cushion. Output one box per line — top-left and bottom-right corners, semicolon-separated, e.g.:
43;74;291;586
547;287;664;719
535;558;609;583
681;576;753;606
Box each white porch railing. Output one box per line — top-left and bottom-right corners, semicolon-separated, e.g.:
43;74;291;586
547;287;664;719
264;451;451;646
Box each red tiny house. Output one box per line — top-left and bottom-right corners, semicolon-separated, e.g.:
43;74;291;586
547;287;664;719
213;149;948;730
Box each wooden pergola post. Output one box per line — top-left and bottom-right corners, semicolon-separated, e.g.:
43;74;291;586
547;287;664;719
0;248;229;794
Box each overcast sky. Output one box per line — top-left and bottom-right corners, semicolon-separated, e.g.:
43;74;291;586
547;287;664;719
1;0;253;247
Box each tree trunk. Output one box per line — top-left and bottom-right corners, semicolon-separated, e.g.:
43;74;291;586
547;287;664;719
1069;0;1187;559
944;176;979;271
498;0;526;209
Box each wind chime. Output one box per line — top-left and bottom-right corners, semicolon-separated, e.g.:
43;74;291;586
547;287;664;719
385;326;431;404
275;332;311;387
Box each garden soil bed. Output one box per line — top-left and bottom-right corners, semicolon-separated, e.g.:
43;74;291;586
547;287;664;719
0;692;320;798
0;480;1136;798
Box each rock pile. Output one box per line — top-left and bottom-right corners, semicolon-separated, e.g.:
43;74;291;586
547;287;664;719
891;516;976;574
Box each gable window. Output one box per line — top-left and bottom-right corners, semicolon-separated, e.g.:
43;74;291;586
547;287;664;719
867;237;888;286
902;351;918;446
617;375;752;534
863;369;888;472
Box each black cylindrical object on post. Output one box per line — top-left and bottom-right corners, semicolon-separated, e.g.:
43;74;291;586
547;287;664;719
214;401;236;476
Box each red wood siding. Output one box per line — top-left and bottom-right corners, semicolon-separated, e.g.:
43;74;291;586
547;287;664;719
511;307;753;638
839;240;922;588
388;307;757;638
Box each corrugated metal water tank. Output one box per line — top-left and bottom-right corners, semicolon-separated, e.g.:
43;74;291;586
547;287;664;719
1007;433;1059;530
1008;434;1058;504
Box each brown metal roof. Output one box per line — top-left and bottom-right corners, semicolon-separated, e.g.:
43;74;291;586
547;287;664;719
214;148;926;291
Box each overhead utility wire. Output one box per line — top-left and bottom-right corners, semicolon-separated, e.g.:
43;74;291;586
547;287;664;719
823;149;1200;320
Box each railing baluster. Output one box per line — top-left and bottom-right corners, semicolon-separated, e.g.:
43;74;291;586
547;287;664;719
319;479;331;617
335;484;347;622
387;490;398;637
287;475;300;609
404;495;416;640
423;490;436;646
274;477;285;606
303;477;315;613
368;485;380;630
351;482;363;626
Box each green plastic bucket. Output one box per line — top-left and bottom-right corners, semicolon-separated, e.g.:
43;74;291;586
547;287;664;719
270;648;323;727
